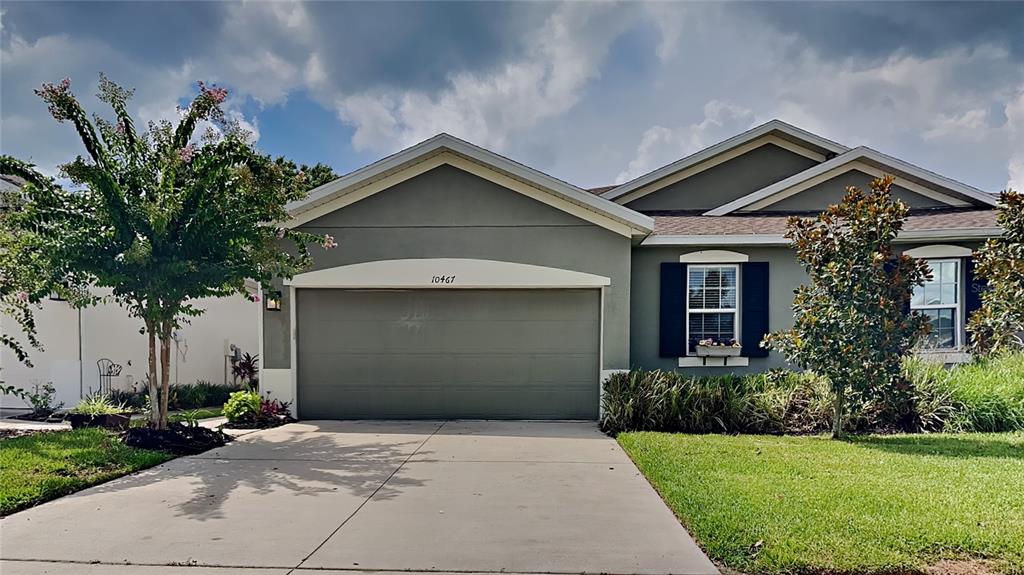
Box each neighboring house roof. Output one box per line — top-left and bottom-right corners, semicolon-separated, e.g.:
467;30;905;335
644;208;1001;245
704;146;999;216
0;174;26;191
601;120;850;203
286;133;654;237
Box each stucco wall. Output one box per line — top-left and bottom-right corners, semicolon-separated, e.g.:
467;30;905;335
263;164;633;371
761;170;947;212
1;290;258;409
623;144;819;212
629;241;980;374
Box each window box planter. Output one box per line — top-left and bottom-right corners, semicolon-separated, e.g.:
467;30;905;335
695;345;742;358
66;412;132;431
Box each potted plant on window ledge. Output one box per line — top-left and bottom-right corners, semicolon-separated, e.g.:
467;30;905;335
695;338;742;358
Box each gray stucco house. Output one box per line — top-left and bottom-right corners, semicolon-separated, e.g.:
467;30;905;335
260;120;1001;420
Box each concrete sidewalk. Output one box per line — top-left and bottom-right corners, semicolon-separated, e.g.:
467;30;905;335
0;420;717;575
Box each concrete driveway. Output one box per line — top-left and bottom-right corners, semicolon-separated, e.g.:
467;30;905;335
0;421;717;575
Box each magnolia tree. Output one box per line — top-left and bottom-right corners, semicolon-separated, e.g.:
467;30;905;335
763;176;931;438
0;75;335;428
969;190;1024;354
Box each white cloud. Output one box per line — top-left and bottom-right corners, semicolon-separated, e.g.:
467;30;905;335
615;101;756;183
923;109;989;141
335;2;635;153
2;1;1021;195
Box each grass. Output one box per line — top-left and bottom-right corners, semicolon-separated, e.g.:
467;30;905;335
619;432;1024;575
937;354;1024;431
0;428;172;516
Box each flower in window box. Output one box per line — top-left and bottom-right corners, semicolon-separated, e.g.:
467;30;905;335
696;338;743;356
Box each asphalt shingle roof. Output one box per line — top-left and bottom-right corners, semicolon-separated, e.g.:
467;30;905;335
649;209;999;236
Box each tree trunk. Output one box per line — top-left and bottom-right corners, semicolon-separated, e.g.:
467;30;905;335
146;320;160;428
158;322;172;429
831;386;845;439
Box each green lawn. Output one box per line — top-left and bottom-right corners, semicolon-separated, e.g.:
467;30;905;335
0;428;172;516
618;432;1024;575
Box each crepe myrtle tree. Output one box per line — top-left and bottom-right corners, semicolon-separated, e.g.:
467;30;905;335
0;75;336;428
968;189;1024;355
0;178;89;397
763;176;931;438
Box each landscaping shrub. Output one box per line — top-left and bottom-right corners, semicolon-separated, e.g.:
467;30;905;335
106;380;242;413
905;353;1024;432
601;354;1024;435
168;380;240;410
223;390;293;429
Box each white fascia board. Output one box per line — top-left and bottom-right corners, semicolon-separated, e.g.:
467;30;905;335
895;228;1002;242
642;234;790;246
641;228;1001;247
285;133;654;235
705;147;997;216
601;120;849;202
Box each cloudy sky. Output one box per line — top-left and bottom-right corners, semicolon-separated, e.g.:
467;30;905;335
2;1;1023;192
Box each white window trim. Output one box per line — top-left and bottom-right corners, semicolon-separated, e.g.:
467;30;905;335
684;264;741;358
904;245;972;259
911;258;963;350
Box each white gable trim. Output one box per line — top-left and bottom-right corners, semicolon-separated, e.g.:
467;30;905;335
903;244;973;258
602;120;848;203
285;258;611;289
679;250;750;263
610;135;830;206
285;134;654;237
740;161;970;211
705;147;997;216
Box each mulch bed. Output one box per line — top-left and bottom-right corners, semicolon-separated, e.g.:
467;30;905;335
121;423;231;455
223;414;295;430
9;412;64;423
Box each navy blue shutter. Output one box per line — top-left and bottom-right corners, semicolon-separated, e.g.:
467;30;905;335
964;256;985;323
740;262;770;357
659;262;687;357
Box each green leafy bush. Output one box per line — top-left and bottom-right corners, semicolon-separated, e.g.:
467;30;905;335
601;354;1024;435
223;390;262;423
222;390;292;429
107;380;241;413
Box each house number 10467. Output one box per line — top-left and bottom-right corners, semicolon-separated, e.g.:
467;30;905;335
431;275;456;284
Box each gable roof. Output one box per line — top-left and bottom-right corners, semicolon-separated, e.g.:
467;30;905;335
601;120;849;203
285;133;654;237
703;146;999;216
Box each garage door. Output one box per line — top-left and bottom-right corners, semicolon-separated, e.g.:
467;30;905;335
296;289;601;420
